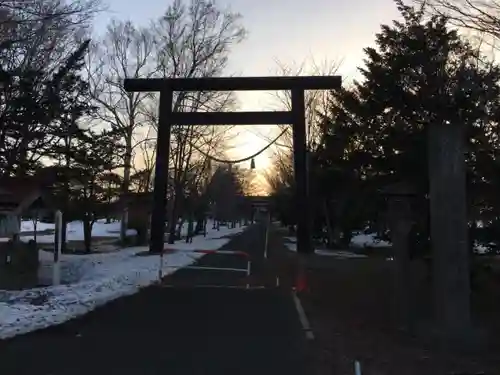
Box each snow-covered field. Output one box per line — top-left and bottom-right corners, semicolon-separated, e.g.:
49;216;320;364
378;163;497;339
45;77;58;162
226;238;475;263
0;221;247;340
9;219;229;244
19;219;138;243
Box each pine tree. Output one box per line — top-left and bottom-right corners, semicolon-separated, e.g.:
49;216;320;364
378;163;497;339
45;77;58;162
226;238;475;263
316;0;500;340
319;0;500;232
68;128;123;253
0;39;93;176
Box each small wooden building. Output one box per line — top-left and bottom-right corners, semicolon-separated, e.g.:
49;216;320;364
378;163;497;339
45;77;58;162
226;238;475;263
0;175;56;288
0;178;46;236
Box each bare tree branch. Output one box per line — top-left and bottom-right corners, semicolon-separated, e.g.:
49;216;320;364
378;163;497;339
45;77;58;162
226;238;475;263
0;0;103;73
142;0;245;241
416;0;500;49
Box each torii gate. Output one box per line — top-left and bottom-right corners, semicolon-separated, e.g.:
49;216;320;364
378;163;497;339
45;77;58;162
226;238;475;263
124;76;342;255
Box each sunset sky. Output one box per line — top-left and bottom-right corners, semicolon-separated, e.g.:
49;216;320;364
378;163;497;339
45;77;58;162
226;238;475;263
93;0;402;185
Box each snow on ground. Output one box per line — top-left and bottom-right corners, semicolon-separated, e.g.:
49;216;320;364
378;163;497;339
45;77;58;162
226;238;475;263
285;232;492;256
285;232;390;250
350;233;391;248
314;249;367;258
19;220;138;244
284;241;368;258
17;219;235;243
474;242;490;255
0;223;247;339
20;221;55;233
283;231;384;258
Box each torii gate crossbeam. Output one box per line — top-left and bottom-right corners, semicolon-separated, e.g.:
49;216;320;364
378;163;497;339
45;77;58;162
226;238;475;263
124;75;342;255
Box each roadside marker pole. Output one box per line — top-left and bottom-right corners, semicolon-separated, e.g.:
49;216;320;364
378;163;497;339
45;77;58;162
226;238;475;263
354;360;362;375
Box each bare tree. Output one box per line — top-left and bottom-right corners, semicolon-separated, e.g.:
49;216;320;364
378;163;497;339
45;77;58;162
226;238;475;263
269;58;342;150
85;19;156;241
416;0;500;49
146;0;246;243
0;0;103;72
130;127;158;193
263;58;342;200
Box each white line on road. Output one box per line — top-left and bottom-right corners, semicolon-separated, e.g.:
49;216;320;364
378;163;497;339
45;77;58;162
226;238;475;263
291;291;315;340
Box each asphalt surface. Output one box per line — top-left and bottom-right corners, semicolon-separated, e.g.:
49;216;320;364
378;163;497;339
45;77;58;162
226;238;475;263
0;222;310;375
163;221;277;288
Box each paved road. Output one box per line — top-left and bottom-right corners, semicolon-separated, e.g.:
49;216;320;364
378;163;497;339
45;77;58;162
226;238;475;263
163;221;277;288
0;222;310;375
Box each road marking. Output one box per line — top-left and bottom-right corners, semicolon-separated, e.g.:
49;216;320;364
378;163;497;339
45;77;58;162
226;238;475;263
292;291;315;340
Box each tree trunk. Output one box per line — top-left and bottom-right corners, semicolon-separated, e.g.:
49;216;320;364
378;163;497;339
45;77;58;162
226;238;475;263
428;121;471;342
106;181;112;224
322;200;335;247
168;184;183;244
61;132;72;253
195;218;204;234
120;132;133;242
60;210;68;253
32;211;38;243
83;217;92;254
186;216;194;243
176;218;185;239
340;228;352;248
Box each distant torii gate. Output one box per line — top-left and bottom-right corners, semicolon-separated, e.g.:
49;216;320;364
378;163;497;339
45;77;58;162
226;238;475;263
124;76;342;255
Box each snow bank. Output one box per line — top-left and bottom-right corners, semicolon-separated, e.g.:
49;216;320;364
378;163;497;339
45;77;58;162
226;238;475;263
20;221;55;233
350;233;391;248
0;223;247;339
17;219;231;243
286;232;390;249
284;240;367;258
314;249;367;258
19;220;138;243
0;249;199;339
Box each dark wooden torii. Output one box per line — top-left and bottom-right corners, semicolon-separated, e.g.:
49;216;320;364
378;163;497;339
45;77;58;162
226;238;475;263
124;75;342;254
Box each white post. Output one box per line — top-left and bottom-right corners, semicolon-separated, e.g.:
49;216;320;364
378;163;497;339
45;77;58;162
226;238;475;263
354;360;362;375
53;210;62;286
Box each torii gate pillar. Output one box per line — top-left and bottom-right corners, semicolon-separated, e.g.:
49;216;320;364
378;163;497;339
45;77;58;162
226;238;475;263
124;76;342;254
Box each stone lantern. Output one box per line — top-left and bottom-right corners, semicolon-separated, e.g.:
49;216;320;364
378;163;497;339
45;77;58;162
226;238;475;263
381;181;417;331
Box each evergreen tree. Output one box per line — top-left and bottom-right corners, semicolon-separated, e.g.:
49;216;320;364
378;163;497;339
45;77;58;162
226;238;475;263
318;0;500;247
68;128;123;253
311;0;500;339
0;39;92;176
